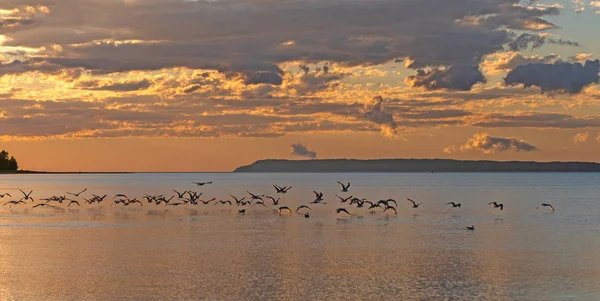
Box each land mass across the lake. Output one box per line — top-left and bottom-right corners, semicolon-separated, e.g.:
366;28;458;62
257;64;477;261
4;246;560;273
234;159;600;172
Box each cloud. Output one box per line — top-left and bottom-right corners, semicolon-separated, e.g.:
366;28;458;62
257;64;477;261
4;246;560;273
244;71;283;86
405;65;486;91
573;132;589;143
290;143;317;158
76;79;152;91
506;33;579;51
359;96;398;136
504;60;600;94
445;132;539;154
482;52;559;74
473;112;600;128
0;0;560;77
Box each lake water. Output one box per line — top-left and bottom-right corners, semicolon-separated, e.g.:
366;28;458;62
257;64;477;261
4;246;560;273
0;172;599;300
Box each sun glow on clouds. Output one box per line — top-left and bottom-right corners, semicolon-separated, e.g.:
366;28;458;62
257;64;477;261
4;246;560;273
0;0;599;170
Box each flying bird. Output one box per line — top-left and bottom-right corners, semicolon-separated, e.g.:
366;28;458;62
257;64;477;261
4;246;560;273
32;203;55;209
68;200;80;207
383;205;397;214
313;191;324;202
447;202;461;208
407;198;421;208
336;195;353;203
278;206;292;214
193;181;213;186
67;188;88;197
19;189;34;202
336;208;351;215
295;205;311;212
337;181;350;192
4;200;26;207
0;193;11;198
489;202;504;210
273;185;291;194
466;225;475;230
537;203;555;211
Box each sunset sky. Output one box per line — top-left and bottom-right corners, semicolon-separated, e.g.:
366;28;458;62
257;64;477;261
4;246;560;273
1;0;600;172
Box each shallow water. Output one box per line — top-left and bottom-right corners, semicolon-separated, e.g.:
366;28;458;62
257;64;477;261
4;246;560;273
0;172;599;300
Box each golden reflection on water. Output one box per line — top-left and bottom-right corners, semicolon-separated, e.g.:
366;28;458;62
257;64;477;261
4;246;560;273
1;172;600;300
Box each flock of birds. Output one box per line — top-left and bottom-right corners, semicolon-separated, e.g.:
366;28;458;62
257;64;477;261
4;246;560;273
1;180;557;230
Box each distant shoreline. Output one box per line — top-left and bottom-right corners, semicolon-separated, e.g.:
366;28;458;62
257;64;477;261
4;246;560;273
234;158;600;173
0;170;134;175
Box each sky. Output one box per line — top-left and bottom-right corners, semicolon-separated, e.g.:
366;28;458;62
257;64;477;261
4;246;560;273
1;0;600;172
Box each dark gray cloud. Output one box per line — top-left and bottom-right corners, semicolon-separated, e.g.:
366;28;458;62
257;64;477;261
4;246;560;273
76;79;152;91
244;71;283;86
0;0;560;78
507;33;580;51
290;143;317;158
504;60;600;94
406;65;486;91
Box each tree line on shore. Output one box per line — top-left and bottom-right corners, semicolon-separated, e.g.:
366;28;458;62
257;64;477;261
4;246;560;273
0;150;19;171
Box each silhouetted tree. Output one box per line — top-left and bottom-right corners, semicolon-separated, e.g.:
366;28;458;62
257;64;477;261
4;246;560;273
0;150;18;171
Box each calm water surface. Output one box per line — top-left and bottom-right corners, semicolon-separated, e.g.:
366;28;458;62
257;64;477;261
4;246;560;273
0;172;599;300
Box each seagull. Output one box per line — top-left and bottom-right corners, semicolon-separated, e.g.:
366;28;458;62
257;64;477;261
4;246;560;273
407;198;421;208
537;203;555;211
304;212;310;218
278;206;292;214
313;191;324;202
231;195;246;205
383;205;397;214
247;191;263;201
114;194;130;200
167;202;185;206
265;196;280;205
466;225;475;230
273;185;291;194
127;199;143;206
336;195;353;203
200;198;216;205
295;205;311;212
489;202;504;210
336;208;351;215
68;200;80;207
377;199;398;207
4;200;26;207
367;202;381;210
193;181;213;186
238;209;246;214
447;202;461;208
0;193;11;198
32;203;55;209
216;200;232;205
337;181;350;192
19;189;34;202
172;190;188;199
67;188;88;197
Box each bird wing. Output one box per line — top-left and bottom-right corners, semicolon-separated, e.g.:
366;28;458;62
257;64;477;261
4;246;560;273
407;198;416;206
